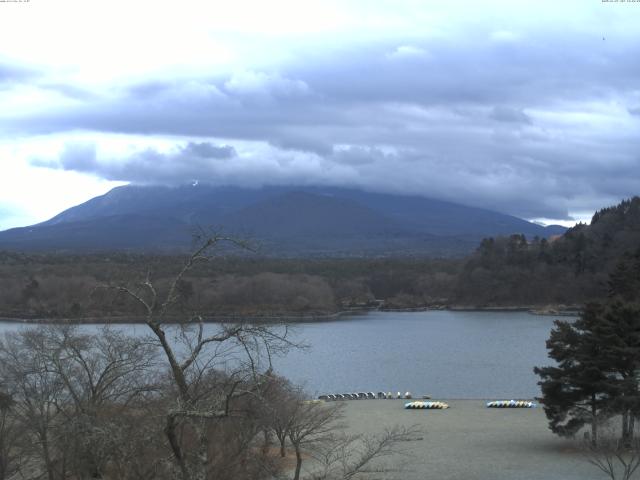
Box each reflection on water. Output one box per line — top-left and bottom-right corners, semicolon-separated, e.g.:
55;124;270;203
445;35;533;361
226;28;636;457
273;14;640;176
0;310;569;399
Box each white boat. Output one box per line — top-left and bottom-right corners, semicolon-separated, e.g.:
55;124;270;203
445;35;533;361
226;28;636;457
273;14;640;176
404;401;449;409
486;400;535;408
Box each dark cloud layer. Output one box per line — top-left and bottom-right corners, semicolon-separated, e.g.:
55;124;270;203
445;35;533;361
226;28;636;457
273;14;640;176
183;142;236;159
0;61;35;85
9;29;640;220
33;142;237;185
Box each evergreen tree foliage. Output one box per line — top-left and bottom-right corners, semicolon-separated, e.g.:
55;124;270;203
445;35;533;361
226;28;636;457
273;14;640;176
459;196;640;306
536;250;640;445
534;303;613;444
608;248;640;302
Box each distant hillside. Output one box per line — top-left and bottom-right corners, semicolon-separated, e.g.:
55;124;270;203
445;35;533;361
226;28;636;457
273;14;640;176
455;196;640;306
0;197;637;321
0;184;565;256
556;196;640;271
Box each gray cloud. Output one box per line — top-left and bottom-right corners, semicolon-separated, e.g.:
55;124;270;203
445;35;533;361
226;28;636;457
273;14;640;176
0;62;96;101
126;81;175;99
0;61;36;85
490;106;531;124
40;83;98;100
330;146;392;166
183;142;236;159
35;136;617;221
8;28;640;220
269;135;334;156
32;141;237;184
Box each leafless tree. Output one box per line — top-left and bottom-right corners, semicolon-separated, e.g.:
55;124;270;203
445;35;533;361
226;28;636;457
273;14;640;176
259;372;300;458
583;419;640;480
0;325;160;480
287;401;346;480
102;396;172;480
0;390;22;480
307;425;422;480
0;329;69;480
111;234;298;480
281;395;421;480
44;325;159;479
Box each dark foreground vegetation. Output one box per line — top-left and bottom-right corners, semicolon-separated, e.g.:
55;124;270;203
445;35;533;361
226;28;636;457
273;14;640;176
0;238;419;480
1;197;639;320
534;242;640;479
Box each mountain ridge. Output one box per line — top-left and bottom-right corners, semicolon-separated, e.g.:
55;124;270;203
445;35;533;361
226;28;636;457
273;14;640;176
0;184;566;256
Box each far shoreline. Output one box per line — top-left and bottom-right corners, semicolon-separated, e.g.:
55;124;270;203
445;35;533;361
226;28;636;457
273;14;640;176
0;304;581;325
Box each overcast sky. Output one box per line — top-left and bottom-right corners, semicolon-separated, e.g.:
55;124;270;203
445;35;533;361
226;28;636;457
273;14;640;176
1;0;639;230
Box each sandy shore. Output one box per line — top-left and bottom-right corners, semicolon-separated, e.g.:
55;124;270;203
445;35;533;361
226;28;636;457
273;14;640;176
322;400;605;480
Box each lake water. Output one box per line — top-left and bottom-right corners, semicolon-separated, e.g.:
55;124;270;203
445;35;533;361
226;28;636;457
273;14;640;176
0;310;567;399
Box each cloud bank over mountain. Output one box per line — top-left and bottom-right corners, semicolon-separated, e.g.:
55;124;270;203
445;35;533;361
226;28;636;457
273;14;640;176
1;0;639;228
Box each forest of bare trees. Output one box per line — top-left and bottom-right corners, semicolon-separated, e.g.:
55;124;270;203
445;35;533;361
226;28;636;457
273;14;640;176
0;236;419;480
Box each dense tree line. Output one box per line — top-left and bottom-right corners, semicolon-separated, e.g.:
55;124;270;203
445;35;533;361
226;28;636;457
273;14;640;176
0;255;460;319
456;197;640;306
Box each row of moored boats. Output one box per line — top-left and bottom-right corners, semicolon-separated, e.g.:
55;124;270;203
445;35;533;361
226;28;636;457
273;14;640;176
404;400;536;409
317;393;536;409
318;391;422;401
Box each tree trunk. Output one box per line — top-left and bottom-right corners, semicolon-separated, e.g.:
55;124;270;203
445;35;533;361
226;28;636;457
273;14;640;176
262;429;271;455
280;437;286;458
622;410;631;448
194;420;209;480
152;323;193;480
293;445;303;480
149;323;191;402
591;394;598;447
165;415;191;480
41;433;56;480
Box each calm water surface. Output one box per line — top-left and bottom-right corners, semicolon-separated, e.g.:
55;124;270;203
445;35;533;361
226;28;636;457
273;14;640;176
0;310;567;399
273;310;564;398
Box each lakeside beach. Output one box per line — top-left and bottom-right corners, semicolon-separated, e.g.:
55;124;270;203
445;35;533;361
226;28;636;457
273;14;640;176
324;400;603;480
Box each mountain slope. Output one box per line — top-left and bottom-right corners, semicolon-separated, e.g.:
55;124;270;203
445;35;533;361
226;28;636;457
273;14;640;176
0;215;191;251
0;184;566;255
300;187;566;238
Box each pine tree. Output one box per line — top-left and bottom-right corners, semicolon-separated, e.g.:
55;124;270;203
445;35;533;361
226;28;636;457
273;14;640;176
592;301;640;446
534;303;613;445
537;244;640;445
536;301;640;446
608;248;640;302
